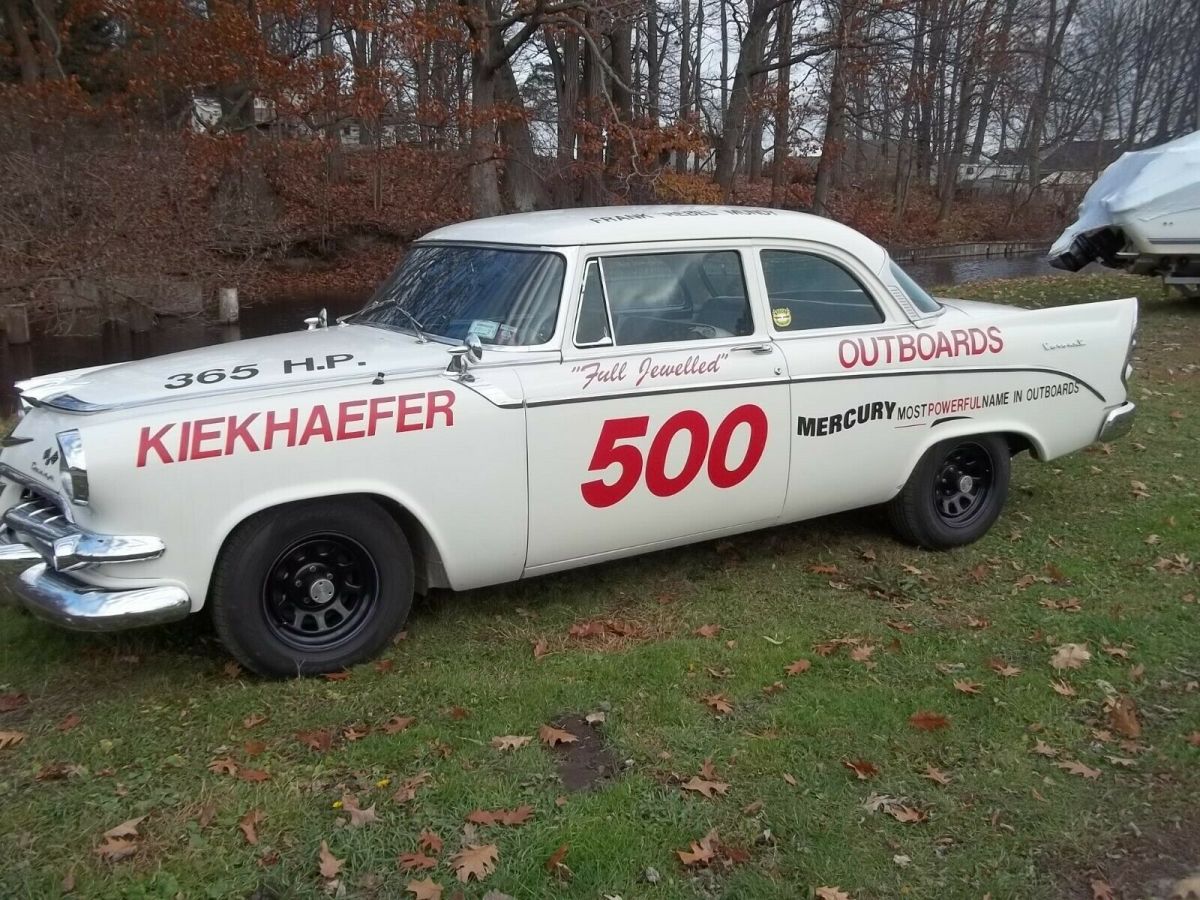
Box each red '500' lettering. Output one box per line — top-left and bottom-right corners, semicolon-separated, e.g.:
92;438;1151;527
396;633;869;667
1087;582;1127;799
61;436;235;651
581;405;768;508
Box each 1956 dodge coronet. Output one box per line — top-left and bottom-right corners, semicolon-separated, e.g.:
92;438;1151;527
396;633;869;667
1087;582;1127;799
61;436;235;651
0;206;1138;675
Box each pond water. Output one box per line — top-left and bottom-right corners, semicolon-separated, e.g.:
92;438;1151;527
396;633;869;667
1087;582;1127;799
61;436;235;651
0;251;1076;415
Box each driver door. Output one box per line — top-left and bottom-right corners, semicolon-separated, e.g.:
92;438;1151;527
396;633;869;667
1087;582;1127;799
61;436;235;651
520;245;791;573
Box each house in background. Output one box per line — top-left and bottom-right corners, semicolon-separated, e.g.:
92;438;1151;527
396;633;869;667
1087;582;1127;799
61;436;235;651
958;139;1124;198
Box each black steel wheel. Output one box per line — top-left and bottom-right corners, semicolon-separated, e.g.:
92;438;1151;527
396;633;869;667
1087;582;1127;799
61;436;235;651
887;434;1011;549
932;442;995;528
263;534;380;651
212;499;414;676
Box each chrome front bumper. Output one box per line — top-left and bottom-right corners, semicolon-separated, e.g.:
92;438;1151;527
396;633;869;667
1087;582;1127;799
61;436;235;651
1097;401;1137;441
0;474;190;631
13;564;190;632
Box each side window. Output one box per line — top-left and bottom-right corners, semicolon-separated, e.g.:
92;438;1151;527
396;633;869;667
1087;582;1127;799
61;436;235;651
761;250;884;331
587;250;754;346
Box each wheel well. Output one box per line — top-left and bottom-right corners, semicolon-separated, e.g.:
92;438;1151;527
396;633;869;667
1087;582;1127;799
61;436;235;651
214;494;448;597
1002;431;1038;460
366;495;448;593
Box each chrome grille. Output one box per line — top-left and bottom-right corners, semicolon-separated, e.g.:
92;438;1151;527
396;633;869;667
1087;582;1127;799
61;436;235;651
6;491;73;544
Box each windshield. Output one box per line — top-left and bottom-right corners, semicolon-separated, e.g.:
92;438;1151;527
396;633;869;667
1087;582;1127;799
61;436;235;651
354;245;566;345
889;260;941;314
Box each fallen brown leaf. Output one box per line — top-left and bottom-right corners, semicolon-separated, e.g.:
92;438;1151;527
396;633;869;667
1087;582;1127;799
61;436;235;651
676;829;719;867
318;840;344;879
988;658;1022;677
297;729;334;753
393;772;431;804
1091;879;1115;900
382;715;416;734
545;843;571;878
490;735;531;751
1107;696;1141;739
322;671;351;682
842;759;879;780
532;638;549;659
681;775;730;798
399;851;438;872
56;713;81;732
242;712;268;729
1051;678;1077;697
887;805;928;823
238;809;264;845
954;680;983;695
418;830;443;854
451;843;498;882
208;756;238;776
93;836;138;862
238;767;271;783
815;888;853;900
908;710;950;731
922;765;951;785
1051;643;1091;670
702;693;733;715
405;877;443;900
694;623;722;638
785;659;811;675
342;794;378;828
538;724;578;746
1057;759;1102;779
1032;739;1059;757
466;806;534;827
0;692;27;712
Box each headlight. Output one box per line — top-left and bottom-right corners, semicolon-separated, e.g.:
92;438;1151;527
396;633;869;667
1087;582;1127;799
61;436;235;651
56;429;89;506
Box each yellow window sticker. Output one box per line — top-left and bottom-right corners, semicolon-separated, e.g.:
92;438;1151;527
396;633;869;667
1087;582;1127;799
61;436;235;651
772;307;792;328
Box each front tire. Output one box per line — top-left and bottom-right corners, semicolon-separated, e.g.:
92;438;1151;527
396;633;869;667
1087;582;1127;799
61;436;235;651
211;499;413;676
887;434;1011;549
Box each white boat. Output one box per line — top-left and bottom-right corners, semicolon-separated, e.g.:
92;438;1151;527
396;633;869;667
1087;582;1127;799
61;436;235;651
1050;130;1200;296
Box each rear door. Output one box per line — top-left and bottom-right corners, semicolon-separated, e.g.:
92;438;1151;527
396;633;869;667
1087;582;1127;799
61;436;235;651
520;244;791;573
752;243;937;522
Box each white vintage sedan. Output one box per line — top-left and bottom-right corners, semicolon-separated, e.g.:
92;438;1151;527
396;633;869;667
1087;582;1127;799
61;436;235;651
0;206;1138;675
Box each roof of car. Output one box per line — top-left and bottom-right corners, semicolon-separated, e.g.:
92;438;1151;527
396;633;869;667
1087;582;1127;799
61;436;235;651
418;205;888;270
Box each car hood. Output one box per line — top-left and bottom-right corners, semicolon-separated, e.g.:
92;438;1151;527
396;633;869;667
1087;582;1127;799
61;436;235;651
17;324;455;413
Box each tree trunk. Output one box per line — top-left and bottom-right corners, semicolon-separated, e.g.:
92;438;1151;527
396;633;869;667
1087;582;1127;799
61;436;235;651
646;0;660;121
714;0;772;197
770;0;793;207
3;0;40;84
496;59;548;211
677;0;692;173
814;1;850;217
580;17;605;205
469;61;505;217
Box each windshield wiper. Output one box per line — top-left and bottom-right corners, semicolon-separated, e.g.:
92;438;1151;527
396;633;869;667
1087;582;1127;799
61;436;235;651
393;307;429;343
344;301;429;343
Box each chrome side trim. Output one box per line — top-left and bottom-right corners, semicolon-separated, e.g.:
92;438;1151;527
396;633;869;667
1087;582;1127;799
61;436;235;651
13;564;190;632
1097;401;1136;442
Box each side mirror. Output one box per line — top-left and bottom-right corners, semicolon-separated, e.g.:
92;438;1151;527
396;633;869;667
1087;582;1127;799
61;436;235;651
304;308;328;331
447;333;484;381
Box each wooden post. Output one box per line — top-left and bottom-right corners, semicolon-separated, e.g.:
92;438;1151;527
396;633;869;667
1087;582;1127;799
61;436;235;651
217;287;239;324
3;304;30;344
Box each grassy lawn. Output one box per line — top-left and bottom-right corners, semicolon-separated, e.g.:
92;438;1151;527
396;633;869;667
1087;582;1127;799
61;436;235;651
1;273;1197;900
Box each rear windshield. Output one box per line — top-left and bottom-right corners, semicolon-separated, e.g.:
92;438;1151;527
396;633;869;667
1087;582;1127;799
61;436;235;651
889;261;941;314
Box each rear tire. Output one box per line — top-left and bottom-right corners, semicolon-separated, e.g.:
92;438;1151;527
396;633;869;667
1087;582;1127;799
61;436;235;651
887;434;1011;549
211;499;413;677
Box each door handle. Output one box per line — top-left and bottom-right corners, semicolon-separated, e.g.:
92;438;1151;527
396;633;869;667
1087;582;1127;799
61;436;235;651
731;343;774;354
